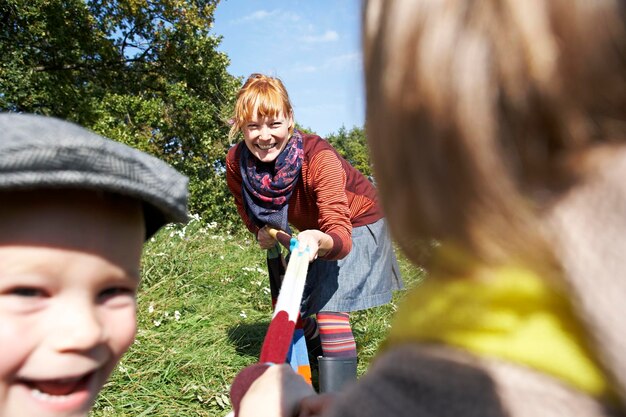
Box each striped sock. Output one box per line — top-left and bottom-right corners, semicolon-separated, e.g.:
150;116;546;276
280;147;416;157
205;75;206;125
317;311;357;358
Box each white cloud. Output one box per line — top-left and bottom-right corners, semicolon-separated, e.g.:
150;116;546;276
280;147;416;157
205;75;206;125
245;10;275;21
288;51;361;75
294;65;319;73
300;30;339;43
233;9;300;24
328;52;361;67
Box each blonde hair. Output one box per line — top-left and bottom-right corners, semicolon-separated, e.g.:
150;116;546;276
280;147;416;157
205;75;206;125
363;0;625;267
229;73;294;140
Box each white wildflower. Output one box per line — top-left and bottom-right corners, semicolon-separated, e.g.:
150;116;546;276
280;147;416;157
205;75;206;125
148;303;155;314
239;311;247;318
153;319;162;327
174;310;181;321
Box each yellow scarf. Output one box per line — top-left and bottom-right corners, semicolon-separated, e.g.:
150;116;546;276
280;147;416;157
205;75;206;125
385;256;610;398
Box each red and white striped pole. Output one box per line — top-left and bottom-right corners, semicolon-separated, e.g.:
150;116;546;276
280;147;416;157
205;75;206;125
229;231;310;416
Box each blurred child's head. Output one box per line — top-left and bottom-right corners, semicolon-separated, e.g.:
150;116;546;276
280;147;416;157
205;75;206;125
363;0;625;266
0;113;188;417
229;73;295;141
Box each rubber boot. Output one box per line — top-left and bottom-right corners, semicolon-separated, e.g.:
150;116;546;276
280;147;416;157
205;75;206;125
317;356;357;393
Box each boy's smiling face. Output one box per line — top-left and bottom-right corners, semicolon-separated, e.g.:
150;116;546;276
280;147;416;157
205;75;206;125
0;190;145;417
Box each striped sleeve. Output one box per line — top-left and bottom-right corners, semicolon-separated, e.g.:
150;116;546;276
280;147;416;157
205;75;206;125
225;144;260;236
309;149;353;259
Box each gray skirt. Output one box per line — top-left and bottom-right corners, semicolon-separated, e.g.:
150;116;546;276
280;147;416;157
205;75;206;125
299;218;403;316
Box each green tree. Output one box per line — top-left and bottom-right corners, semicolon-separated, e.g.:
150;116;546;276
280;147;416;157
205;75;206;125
327;125;373;178
0;0;242;226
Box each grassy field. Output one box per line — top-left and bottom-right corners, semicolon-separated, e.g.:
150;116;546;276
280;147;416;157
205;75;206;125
90;216;426;417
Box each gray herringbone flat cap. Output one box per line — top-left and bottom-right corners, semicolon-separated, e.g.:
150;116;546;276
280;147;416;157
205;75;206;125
0;113;189;238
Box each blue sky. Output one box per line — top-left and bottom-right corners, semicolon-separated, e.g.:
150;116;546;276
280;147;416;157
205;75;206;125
211;0;364;137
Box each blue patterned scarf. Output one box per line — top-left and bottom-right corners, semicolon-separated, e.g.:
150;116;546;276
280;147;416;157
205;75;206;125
240;130;304;233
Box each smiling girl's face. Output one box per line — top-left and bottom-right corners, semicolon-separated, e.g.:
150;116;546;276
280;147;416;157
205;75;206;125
242;111;294;163
0;190;144;417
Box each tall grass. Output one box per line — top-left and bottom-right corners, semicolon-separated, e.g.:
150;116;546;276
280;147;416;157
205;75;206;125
91;216;426;416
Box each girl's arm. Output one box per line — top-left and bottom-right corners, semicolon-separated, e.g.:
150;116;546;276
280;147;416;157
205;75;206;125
226;144;260;236
307;148;353;260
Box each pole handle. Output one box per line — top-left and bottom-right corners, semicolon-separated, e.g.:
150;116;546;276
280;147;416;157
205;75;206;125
266;227;292;249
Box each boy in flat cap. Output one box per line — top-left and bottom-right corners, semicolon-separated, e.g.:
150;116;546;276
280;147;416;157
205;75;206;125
0;113;188;417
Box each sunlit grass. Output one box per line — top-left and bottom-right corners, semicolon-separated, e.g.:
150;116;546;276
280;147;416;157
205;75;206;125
91;216;426;416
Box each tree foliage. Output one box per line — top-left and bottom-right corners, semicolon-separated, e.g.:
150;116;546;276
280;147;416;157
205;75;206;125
326;125;373;178
0;0;242;227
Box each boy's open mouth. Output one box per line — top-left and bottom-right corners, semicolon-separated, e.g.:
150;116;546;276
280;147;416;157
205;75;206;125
21;372;93;397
